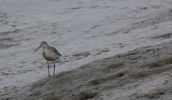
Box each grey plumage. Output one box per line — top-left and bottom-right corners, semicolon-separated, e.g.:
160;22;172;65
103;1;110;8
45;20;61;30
34;41;61;77
49;46;61;56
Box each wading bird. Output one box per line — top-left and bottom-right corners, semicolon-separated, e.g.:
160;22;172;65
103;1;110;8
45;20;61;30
34;41;61;77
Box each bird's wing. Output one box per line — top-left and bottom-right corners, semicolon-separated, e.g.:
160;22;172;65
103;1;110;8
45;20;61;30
51;47;61;56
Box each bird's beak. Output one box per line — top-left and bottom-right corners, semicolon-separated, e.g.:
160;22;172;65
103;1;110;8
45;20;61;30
34;45;41;53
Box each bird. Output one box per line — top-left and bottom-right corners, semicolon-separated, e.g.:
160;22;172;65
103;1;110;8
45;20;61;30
34;41;61;77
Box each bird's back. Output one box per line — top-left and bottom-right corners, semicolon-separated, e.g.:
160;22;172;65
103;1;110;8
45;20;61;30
49;47;61;56
42;46;61;61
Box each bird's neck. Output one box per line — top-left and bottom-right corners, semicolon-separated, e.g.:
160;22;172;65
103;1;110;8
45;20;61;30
43;45;49;49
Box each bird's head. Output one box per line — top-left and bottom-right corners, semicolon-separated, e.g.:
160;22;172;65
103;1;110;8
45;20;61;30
40;41;48;48
34;41;48;53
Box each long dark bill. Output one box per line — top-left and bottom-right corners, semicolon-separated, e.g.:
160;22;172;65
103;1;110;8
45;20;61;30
34;45;41;53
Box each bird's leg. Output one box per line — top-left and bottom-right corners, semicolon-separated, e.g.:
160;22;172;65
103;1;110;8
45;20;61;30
47;61;50;77
53;61;56;76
